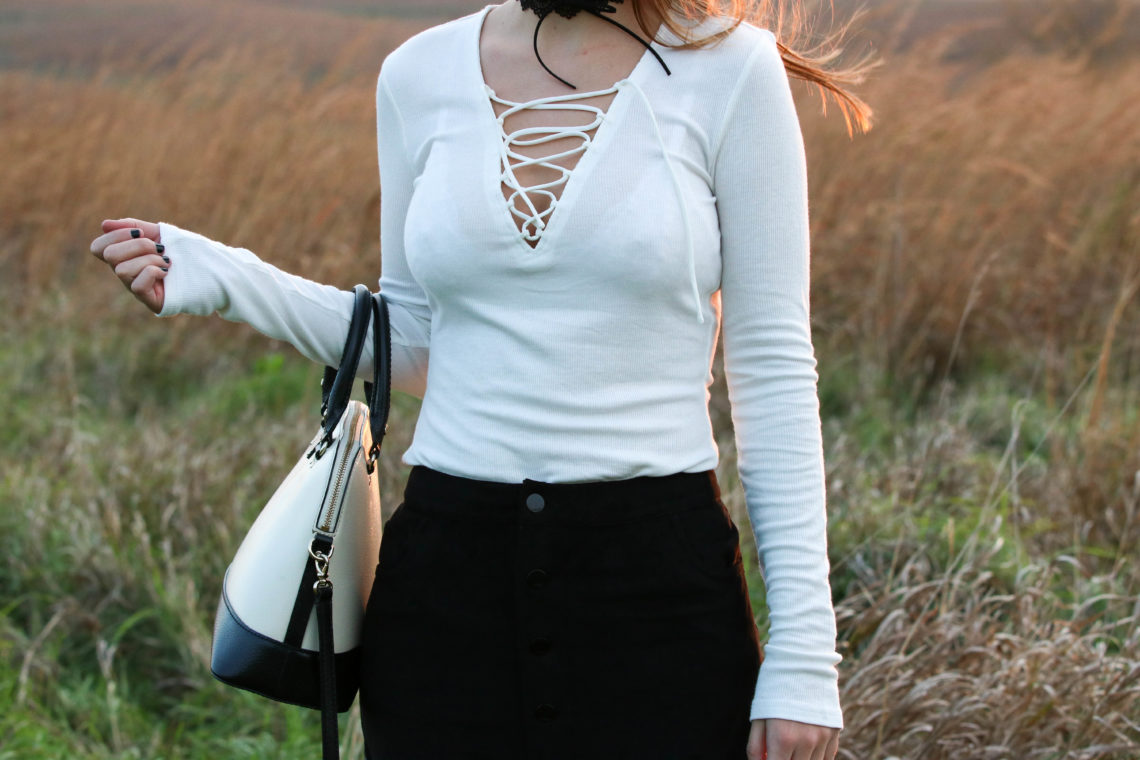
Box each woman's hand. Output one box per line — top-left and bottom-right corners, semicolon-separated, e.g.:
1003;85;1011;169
89;218;167;314
748;718;840;760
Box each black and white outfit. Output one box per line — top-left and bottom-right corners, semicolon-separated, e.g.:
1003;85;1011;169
152;2;844;756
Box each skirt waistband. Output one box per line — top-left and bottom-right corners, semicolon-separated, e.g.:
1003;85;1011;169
402;465;723;526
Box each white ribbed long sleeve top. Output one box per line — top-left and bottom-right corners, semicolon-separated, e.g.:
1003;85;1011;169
154;3;843;728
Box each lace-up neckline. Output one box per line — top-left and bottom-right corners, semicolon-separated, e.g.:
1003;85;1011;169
487;84;621;249
474;4;659;255
472;5;705;323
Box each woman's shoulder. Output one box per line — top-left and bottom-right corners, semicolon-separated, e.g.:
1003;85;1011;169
661;13;781;86
668;13;776;55
378;6;483;89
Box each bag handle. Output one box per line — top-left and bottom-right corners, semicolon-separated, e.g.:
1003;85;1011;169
363;292;392;460
319;284;371;433
318;285;391;455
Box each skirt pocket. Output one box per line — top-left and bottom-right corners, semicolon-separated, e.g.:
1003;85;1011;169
665;497;743;582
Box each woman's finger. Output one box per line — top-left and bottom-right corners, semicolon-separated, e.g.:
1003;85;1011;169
824;731;840;760
91;228;128;261
114;253;169;286
748;720;766;760
102;217;160;241
91;227;149;261
91;221;161;260
129;264;167;314
99;235;161;267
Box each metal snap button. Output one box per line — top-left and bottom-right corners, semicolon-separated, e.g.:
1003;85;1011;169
526;493;545;513
526;569;550;588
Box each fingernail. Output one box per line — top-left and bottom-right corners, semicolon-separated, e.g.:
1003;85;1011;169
160;266;169;272
131;229;141;239
155;243;165;253
162;255;170;264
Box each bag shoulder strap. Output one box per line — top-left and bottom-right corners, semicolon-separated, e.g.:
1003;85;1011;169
315;581;339;760
363;293;391;457
320;284;374;436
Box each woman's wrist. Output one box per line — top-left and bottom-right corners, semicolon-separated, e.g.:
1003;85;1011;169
153;221;228;318
749;645;844;728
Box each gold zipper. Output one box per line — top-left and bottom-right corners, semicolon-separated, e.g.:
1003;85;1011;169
317;403;365;534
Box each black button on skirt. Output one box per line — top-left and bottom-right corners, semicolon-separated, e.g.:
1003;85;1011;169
359;465;763;760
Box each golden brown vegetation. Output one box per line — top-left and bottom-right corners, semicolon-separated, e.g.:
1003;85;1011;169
1;0;1138;757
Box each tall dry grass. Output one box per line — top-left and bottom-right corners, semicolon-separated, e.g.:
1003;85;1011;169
4;1;1137;384
804;47;1140;392
1;0;1139;757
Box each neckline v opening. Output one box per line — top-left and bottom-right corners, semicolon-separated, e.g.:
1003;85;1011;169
472;3;665;253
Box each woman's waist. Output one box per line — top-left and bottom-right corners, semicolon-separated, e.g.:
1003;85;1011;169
407;390;716;467
398;404;720;516
400;461;722;527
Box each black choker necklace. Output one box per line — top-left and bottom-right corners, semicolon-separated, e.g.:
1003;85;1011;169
517;0;671;89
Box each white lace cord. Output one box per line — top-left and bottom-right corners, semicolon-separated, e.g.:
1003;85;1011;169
488;80;704;325
488;84;616;245
625;80;704;325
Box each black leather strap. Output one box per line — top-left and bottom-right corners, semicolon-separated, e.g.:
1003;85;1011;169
315;582;339;760
362;293;391;454
321;287;393;455
283;535;331;648
320;285;373;437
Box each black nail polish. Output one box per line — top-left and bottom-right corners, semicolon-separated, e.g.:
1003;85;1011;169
160;266;169;272
131;229;141;239
162;255;170;264
156;243;165;253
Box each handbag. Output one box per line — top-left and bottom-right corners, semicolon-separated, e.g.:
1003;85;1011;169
209;283;392;760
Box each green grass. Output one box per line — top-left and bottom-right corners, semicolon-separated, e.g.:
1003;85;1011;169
2;287;1137;756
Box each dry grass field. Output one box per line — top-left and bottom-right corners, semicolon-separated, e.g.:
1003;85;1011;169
1;0;1138;757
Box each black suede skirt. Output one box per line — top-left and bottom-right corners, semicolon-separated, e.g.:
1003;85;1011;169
358;465;763;760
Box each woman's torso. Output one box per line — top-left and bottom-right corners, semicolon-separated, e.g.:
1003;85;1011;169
379;3;764;483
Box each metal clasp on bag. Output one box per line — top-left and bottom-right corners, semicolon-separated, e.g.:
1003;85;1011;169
309;540;335;591
365;442;380;475
306;430;334;461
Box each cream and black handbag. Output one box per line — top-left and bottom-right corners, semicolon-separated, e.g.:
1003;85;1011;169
210;284;391;760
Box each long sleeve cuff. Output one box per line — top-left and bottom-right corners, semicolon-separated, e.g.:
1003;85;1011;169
155;221;230;318
750;643;843;728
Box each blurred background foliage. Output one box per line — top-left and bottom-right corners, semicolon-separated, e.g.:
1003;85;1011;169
1;0;1138;757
